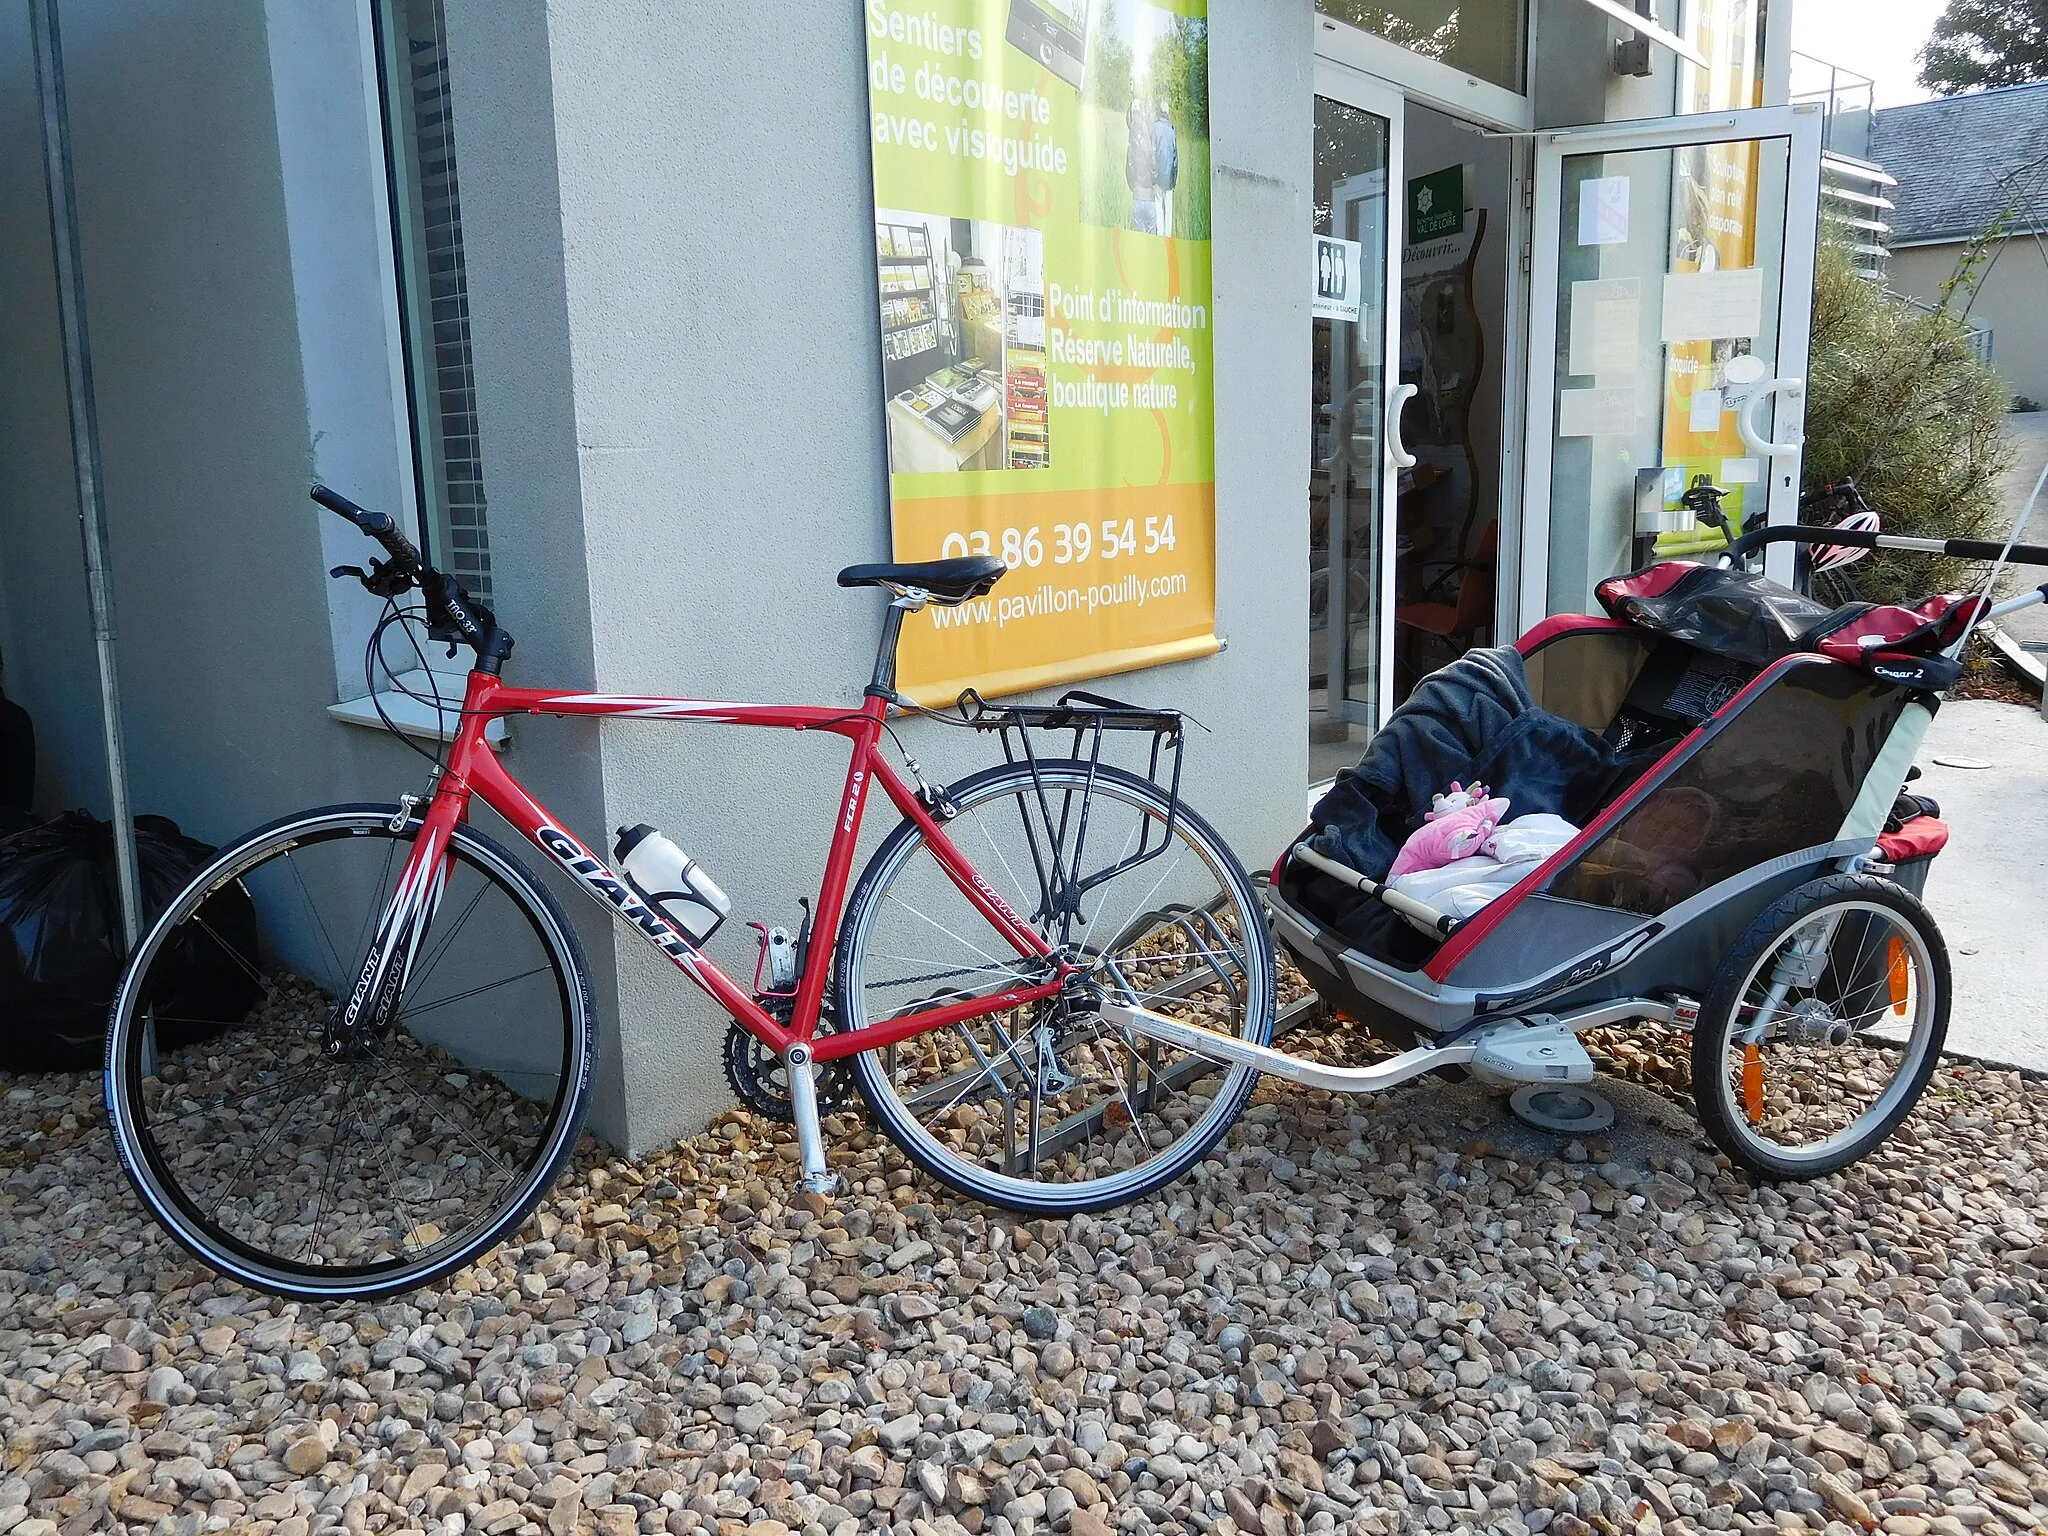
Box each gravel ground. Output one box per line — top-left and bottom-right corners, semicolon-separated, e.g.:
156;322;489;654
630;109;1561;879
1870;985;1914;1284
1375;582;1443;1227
4;1009;2047;1536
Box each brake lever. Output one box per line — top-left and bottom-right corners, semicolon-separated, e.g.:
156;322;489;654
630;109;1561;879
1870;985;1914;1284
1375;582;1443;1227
329;557;417;599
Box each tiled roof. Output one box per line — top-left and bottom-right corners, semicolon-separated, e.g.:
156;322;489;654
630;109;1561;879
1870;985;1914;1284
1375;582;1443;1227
1868;82;2048;245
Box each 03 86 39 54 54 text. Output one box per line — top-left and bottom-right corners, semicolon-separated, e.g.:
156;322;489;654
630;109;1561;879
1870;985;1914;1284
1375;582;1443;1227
938;515;1176;570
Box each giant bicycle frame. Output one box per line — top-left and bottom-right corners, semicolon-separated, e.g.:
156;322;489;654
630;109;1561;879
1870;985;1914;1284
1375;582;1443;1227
358;675;1071;1078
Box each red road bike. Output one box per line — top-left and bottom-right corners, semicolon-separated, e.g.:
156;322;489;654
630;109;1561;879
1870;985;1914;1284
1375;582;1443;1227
104;487;1274;1299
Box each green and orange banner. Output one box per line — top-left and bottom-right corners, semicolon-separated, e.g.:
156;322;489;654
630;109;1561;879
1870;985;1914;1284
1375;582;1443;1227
864;0;1217;704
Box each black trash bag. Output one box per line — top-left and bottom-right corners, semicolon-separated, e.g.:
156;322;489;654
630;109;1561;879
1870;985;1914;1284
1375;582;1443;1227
0;812;261;1071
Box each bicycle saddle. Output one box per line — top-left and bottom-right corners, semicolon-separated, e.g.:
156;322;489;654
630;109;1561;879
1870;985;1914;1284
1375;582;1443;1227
837;555;1007;605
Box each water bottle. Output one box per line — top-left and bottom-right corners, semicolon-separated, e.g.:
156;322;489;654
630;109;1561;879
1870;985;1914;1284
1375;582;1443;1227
614;824;731;943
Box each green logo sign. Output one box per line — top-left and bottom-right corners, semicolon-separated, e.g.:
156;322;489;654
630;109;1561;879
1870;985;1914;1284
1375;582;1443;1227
1408;165;1464;242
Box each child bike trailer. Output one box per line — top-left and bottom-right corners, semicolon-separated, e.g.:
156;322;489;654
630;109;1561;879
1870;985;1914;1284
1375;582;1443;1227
1193;518;2048;1180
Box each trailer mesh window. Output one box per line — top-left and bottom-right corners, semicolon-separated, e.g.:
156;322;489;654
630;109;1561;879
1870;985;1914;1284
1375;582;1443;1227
1547;662;1912;917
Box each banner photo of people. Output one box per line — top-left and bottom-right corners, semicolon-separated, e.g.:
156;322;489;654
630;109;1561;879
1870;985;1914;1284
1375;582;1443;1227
865;0;1217;705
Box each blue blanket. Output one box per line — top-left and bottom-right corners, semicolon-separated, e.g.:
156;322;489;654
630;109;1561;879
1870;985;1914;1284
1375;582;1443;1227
1289;646;1651;966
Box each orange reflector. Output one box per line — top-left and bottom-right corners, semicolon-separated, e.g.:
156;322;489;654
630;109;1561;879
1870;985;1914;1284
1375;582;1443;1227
1887;937;1909;1015
1741;1044;1764;1125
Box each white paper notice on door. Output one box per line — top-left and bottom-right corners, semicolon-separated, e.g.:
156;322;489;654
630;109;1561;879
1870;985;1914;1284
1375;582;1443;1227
1557;387;1638;438
1312;234;1366;322
1578;177;1631;246
1661;268;1765;343
1568;278;1640;377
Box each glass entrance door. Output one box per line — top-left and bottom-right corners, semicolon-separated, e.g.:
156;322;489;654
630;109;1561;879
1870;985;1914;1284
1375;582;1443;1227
1520;104;1824;620
1311;68;1403;739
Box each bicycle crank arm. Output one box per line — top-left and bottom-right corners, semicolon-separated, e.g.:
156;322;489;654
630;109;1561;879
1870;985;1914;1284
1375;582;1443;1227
785;1044;841;1199
1100;1002;1477;1093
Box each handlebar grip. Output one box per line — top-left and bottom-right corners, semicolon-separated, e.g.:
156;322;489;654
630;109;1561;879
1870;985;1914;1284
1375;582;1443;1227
311;484;421;565
311;483;369;519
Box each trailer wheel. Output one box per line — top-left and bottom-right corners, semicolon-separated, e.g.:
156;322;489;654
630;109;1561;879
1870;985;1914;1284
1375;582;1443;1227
1692;873;1948;1180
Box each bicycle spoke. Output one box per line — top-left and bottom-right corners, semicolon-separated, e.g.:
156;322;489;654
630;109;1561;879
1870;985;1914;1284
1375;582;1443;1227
933;1025;1018;1115
401;964;554;1020
152;1061;344;1128
285;848;353;999
1075;819;1146;957
879;890;1012;972
301;1064;370;1264
184;911;274;996
406;876;494;1000
383;1072;520;1180
181;1068;324;1224
976;808;1045;927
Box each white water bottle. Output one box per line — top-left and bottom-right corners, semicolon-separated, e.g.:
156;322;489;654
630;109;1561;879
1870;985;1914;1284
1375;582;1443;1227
614;824;730;943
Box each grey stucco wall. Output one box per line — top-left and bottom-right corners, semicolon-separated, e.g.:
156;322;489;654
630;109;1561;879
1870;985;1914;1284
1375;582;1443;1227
442;0;1312;1153
433;0;629;1144
0;4;102;820
0;0;623;1129
0;0;404;840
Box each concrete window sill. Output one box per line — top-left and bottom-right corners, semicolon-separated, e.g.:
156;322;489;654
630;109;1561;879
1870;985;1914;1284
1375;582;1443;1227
328;670;508;748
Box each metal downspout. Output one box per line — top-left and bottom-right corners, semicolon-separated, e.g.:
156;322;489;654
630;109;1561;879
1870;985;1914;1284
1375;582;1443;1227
30;0;145;955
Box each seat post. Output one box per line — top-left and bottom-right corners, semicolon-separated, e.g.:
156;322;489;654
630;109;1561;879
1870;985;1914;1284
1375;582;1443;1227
868;598;908;698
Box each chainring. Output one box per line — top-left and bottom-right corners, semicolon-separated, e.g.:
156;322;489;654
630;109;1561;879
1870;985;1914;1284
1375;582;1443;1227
722;1017;853;1122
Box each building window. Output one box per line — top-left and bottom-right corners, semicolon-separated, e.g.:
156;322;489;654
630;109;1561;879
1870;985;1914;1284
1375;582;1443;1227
373;0;492;602
1317;0;1527;95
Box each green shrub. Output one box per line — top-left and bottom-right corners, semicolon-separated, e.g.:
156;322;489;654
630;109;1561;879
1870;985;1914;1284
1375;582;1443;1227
1802;242;2013;605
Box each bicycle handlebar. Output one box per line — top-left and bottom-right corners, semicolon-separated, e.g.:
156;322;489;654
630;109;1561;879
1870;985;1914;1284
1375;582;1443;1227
312;484;513;671
1723;522;2048;570
313;484;425;572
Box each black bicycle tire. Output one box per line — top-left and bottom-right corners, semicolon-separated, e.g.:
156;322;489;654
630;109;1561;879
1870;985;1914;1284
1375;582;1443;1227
104;803;598;1301
1691;872;1948;1180
836;760;1274;1215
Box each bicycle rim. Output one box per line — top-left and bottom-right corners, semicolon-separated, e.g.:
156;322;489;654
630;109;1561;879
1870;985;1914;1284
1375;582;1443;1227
106;807;593;1298
842;763;1273;1212
1710;896;1940;1170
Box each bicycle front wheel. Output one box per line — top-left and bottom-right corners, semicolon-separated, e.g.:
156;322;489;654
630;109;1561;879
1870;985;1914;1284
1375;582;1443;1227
838;761;1275;1215
105;805;596;1300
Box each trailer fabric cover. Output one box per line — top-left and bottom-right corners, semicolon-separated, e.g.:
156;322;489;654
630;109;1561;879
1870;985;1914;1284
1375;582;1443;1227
1289;646;1655;965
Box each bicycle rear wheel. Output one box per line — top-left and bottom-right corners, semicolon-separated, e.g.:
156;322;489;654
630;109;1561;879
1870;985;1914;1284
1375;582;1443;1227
838;761;1274;1214
105;805;596;1300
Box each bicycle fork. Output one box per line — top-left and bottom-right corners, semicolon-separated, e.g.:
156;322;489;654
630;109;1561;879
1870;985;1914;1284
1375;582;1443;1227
330;814;453;1054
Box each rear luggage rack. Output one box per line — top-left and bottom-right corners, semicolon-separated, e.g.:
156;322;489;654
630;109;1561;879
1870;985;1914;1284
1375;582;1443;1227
948;688;1187;949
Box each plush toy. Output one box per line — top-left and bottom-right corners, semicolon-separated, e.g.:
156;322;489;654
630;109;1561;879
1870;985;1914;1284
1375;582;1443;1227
1387;782;1511;880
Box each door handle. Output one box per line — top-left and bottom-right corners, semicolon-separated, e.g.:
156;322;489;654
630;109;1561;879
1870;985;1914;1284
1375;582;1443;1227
1387;382;1419;469
1737;377;1806;458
